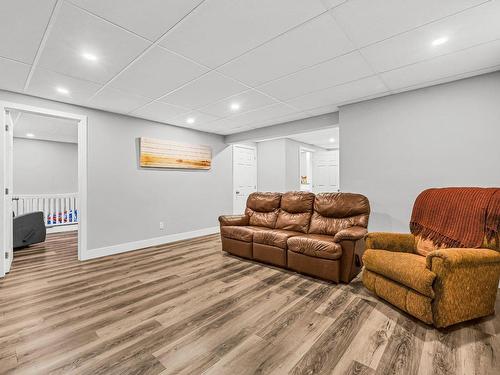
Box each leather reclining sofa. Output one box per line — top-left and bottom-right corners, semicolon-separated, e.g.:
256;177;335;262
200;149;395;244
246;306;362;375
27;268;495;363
219;191;370;283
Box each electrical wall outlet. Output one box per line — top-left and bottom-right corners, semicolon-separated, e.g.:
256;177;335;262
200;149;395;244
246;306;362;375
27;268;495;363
159;221;165;230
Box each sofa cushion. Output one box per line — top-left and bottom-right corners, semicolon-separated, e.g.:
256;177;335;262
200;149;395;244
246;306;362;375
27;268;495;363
275;191;314;233
247;192;281;212
253;229;302;249
245;192;281;228
275;211;311;233
363;249;436;298
308;193;370;236
287;234;342;260
220;226;266;243
280;191;315;213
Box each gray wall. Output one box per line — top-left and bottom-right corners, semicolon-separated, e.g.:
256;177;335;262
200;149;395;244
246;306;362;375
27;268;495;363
257;139;286;192
285;139;303;191
257;138;316;192
13;138;78;194
1;90;233;250
340;72;500;233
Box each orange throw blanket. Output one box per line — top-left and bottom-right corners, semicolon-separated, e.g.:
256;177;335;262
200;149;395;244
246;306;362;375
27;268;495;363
410;187;500;248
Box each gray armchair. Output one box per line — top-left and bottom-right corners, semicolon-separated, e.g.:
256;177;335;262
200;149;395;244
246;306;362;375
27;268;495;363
13;211;46;249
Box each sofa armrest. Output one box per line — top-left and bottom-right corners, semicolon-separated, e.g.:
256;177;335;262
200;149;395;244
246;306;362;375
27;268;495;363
426;248;500;327
365;232;416;253
218;214;249;227
333;226;367;242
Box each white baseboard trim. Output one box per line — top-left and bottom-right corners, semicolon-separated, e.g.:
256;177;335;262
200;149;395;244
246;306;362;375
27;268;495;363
81;226;220;261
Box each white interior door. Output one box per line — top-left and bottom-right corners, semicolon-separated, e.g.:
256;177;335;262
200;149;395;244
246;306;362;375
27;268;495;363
312;150;339;193
233;145;257;215
3;110;14;274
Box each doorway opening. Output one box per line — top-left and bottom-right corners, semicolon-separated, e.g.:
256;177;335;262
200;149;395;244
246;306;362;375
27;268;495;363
247;127;339;194
299;148;313;192
0;102;87;277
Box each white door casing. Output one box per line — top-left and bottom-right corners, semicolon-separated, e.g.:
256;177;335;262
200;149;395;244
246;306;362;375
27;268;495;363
232;145;257;215
2;111;14;273
313;150;339;193
0;101;87;278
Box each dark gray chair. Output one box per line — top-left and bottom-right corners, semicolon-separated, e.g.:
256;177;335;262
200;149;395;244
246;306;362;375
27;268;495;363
13;211;46;249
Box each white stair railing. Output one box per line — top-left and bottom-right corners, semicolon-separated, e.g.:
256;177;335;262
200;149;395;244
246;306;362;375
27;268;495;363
12;193;78;227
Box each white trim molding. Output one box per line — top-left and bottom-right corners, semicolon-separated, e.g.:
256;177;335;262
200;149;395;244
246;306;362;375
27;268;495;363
0;101;87;277
82;226;220;260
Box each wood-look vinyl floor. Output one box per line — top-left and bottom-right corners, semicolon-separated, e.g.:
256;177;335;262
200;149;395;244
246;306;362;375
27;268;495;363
1;232;499;375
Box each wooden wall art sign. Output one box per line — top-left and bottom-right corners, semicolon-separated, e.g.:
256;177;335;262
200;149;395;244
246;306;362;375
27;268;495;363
139;137;212;170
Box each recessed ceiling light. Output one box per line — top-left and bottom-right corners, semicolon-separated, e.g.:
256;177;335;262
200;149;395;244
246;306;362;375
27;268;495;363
26;133;35;138
230;102;241;111
329;138;335;143
56;87;70;95
186;117;195;124
431;36;448;46
82;52;98;62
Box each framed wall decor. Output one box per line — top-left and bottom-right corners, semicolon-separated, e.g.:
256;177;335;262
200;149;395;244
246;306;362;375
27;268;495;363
139;137;212;170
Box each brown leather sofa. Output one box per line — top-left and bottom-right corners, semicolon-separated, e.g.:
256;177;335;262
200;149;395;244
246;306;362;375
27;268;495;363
219;191;370;283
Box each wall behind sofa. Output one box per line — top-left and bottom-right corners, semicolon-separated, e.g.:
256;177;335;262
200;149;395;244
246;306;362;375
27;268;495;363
257;138;319;192
1;90;232;254
340;72;500;232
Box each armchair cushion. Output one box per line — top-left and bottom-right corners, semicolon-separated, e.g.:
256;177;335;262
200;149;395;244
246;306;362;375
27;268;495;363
363;249;436;298
365;232;416;253
218;214;248;227
333;226;367;242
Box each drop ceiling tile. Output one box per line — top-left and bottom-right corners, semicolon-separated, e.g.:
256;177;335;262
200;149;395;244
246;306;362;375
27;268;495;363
322;0;348;9
361;1;500;73
258;51;374;100
87;87;152;114
0;58;30;92
199;90;277;118
132;101;190;124
321;0;348;9
250;111;312;128
226;103;298;127
218;12;355;86
381;39;500;91
206;118;244;133
158;72;247;109
37;2;150;85
287;76;388;110
0;0;56;63
159;0;328;68
68;0;204;41
305;104;339;117
170;111;220;128
26;68;102;104
109;46;208;98
332;0;487;47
